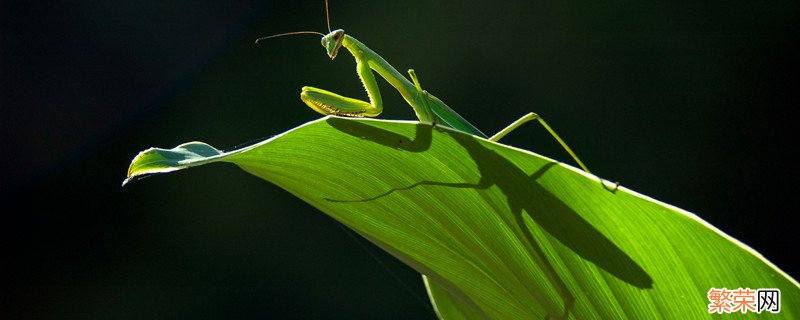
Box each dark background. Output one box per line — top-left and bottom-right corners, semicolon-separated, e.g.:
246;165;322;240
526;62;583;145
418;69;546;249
2;0;797;318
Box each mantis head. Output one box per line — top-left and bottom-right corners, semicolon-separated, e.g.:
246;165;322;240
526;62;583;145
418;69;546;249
254;29;344;60
321;29;345;60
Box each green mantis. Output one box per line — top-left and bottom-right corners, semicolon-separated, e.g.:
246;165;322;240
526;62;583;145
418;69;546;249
256;1;593;176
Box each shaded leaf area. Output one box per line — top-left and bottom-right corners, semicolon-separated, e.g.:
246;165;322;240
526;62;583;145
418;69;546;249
127;116;798;319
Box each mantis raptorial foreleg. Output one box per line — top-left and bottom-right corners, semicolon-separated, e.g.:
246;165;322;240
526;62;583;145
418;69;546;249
300;58;383;117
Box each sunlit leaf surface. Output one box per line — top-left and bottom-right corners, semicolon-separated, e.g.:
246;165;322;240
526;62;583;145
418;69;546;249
126;116;798;319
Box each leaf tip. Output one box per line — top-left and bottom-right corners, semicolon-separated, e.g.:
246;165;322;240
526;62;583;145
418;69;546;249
123;141;223;186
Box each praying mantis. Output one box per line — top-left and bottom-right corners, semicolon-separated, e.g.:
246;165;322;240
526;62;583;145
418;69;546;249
256;0;595;177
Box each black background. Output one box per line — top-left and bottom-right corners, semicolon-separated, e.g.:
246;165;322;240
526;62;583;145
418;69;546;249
2;0;797;318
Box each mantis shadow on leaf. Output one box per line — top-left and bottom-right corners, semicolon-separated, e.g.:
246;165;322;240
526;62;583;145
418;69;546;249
325;117;653;317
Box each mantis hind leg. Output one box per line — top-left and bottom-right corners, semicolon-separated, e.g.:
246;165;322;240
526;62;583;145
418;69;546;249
491;113;590;173
496;112;591;173
491;112;620;191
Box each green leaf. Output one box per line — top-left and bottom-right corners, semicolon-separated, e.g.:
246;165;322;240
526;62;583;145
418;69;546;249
126;116;798;319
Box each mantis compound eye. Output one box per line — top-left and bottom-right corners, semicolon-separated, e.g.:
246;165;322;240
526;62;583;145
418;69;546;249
332;29;344;41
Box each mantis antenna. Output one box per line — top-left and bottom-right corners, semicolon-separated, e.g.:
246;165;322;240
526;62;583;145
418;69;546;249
254;31;325;44
325;0;332;33
254;0;332;44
